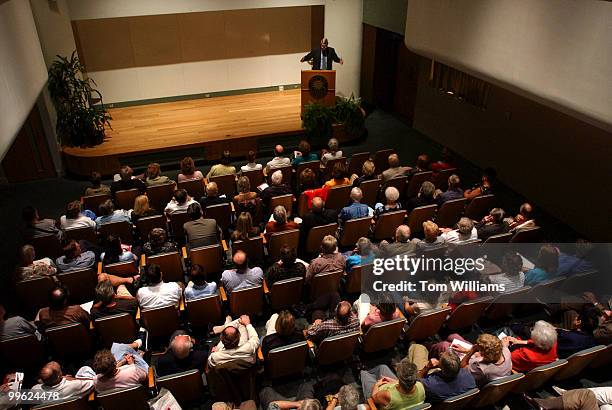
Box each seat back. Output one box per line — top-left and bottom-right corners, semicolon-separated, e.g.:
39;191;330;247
296;193;310;218
471;373;524;408
94;313;138;347
135;215;167;243
527;276;566;303
268;229;300;261
177;178;205;199
407;205;438;235
513;360;568;393
432;168;458;192
16;276;56;315
64;226;97;244
362;317;406;354
484;286;531;320
325;185;352;210
405;308;451;342
266;341;309;379
83;193;111;212
310;270;343;301
269;276;304;311
384;176;408;198
269;194;294;216
46;322;93;359
306;223;338;254
99;220;133;244
146;251;184;283
446;297;494;331
205;203;233;231
316;331;360;366
591;343;612;369
510;227;542;243
323;157;347;180
30;233;63;259
464;194;495;220
339;216;372;247
104;261;138;277
554;345;606;381
32;396;90;410
0;333;45;371
360;178;382;207
57;267;98;304
189;244;224;276
432;388;479;410
560;270;599;294
185;294;223;328
229;285;264;316
346;264;369;294
206;360;257;402
482;232;513;244
406;171;433;198
347;152;371;176
296;161;321;181
374;149;395;172
373;210;407;241
114;189;140;211
156;369;205;405
231;236;265;265
242;169;264;188
146;183;176;212
209;174;237;198
169;211;190;244
140;305;180;339
436;198;467;228
96;385;149;410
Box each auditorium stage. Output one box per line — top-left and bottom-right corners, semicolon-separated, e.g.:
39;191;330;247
62;89;304;176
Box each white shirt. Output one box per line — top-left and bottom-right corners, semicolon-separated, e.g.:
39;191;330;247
266;157;291;170
208;320;260;368
241;163;263;172
136;282;181;309
60;215;96;230
164;197;197;215
487;272;525;292
589;387;612;409
441;227;478;243
31;377;93;399
321;151;343;166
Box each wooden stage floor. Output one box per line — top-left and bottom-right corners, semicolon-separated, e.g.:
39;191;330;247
63;89;303;176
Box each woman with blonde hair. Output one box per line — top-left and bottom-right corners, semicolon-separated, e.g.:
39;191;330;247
145;163;172;186
178;157;203;182
230;212;260;242
131;195;158;224
449;333;512;386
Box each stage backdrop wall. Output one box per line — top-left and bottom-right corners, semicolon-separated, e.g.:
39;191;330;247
0;0;48;161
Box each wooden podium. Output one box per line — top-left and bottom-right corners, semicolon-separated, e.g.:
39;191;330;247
301;70;336;114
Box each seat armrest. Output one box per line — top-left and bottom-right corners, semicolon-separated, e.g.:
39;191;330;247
136;308;141;321
140;254;146;267
181;246;188;259
222;240;229;252
257;346;264;362
97;262;103;275
219;287;228;302
148;366;156;389
263;280;270;294
260;233;267;245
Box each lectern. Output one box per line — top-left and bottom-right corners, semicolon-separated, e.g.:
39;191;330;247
301;70;336;114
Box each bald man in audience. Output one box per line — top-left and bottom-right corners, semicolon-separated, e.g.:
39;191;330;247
509;202;536;231
265;145;291;174
381;154;409;182
31;361;94;398
305;301;359;345
378;225;420;257
208;315;260;368
36;286;90;329
221;250;263;293
339;187;373;222
300;196;338;250
156;331;208;376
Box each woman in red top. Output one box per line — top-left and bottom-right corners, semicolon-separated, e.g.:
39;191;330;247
503;320;558;373
264;205;299;242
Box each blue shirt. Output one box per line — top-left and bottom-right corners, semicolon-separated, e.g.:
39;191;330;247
292;153;319;166
339;202;372;221
95;210;131;228
437;188;464;205
557;253;594;276
184;282;218;301
421;368;476;403
346;253;375;273
524;267;552;286
556;329;596;359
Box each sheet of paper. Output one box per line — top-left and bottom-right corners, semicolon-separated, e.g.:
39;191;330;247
450;338;473;359
80;301;94;314
498;332;508;340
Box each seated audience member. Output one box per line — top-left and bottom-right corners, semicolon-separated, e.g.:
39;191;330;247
56;240;96;272
95;199;130;228
437;174;463;205
85;171;111;196
145;162;172;186
345;237;376;273
221;250;263;293
261;310;305;359
164;188;197;216
327;384;367;410
137;263;182;309
208;314;259;368
361;358;425;410
486;251;525;291
339;187;373;222
430;147;454;172
260;170;293;209
292;140;319;166
266;145;291;174
296;168;319;195
0;304;40;341
556;306;598;358
266;245;306;286
416;221;445;251
406;153;431;177
92;344;148;392
183;203;221;249
475;207;507;241
130;195;159;224
406;181;436;210
306;235;346;282
301;197;338;242
110;165;146;197
305;301;359;345
446;333;512;387
15;244;57;281
381;154;409;182
177;156;203;182
60;200;96;229
22;206;62;241
36;286;90;329
260;385;320;410
156;331;208;376
582;292;612;345
241;150;263;173
207;150;237;179
441;217;478;243
143;228;177;256
374;186;402;218
523;387;611;410
360;292;401;332
31;361;94;398
321;138;343;167
90;280;138;321
234;176;258;203
234;177;262;222
184;264;217;300
200;181;230;208
231;212;260;242
464;167;496;200
503;320;558;373
557;239;594;276
101;235;138;266
524;244;560;286
378;225;419;258
351;160;377;187
324;162;350;188
508;202;536;231
265;205;299;241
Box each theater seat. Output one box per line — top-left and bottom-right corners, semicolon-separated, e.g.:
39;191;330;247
242;169;264;188
406;171;433;198
470;373;524;408
184;293;223;328
445;296;494;331
114;189;140;211
58;267;98;304
305;223;338;254
407;205;437;235
483;287;531;321
339;216;371;247
140;305;180;339
30;233;63;259
269;194;294;216
204;203;233;231
46;322;93;360
361;317;406;354
99;220;133;244
135;215;167;243
325;185;352;210
262;341;309;379
177;178;205;199
16;276;55;316
82;193;111;213
345;264;370;295
405;307;451;342
359;178;382;207
188;243;225;276
347;152;371;177
0;333;45;371
464;194;495;220
512;359;567;393
268;276;304;311
313;331;360;366
156;369;205;405
553;345;606;381
310;270;343;301
223;285;264;317
146;183;176;213
373;149;394;173
231;236;265;266
435;198;467;228
94;313;138;347
145;251;184;283
268;229;300;262
63;226;97;244
96;385;149;410
32;396;90;410
104;260;138;277
432;388;479;410
373;210;407;241
169;211;190;244
432;168;458;192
